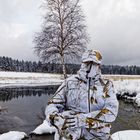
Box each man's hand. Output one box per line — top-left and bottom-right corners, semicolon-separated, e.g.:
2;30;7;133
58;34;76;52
64;114;78;129
50;111;96;129
49;110;77;130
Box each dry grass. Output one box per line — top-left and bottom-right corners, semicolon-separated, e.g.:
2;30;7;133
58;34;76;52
103;75;140;81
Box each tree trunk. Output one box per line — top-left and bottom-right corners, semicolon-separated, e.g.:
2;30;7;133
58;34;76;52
61;55;67;79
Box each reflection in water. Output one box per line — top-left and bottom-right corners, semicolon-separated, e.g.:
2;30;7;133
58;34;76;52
0;86;59;102
111;100;140;133
0;85;59;138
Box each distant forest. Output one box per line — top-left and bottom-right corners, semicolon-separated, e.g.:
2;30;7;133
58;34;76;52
0;56;140;75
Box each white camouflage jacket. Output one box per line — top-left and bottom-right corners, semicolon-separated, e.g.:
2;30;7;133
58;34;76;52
45;74;119;140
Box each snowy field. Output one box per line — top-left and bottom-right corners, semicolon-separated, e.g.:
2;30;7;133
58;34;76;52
114;80;140;106
0;71;140;106
104;74;140;107
0;71;63;87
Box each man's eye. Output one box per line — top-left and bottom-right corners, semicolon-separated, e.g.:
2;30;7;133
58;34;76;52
87;62;93;65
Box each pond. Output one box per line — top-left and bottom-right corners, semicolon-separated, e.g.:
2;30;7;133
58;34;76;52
0;85;140;140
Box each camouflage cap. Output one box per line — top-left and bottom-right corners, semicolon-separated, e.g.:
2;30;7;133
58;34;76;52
82;50;102;64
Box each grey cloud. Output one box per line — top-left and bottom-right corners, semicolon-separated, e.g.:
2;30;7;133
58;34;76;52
0;0;140;65
0;0;42;61
0;30;38;61
83;0;140;65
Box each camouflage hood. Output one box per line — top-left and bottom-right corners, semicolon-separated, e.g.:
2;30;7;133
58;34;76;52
77;62;101;83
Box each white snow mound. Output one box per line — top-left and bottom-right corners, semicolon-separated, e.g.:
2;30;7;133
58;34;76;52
111;130;140;140
32;120;56;135
0;131;27;140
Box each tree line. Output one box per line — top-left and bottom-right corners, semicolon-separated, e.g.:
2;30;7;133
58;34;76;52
0;56;140;75
0;56;79;74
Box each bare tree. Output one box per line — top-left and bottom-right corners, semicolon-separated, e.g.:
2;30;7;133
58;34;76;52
33;0;89;79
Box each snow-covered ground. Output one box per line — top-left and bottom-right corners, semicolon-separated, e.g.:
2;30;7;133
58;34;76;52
104;75;140;107
0;71;63;87
111;130;140;140
0;131;27;140
113;79;140;107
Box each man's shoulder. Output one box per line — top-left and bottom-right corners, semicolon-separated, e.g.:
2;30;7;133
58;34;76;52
66;75;79;81
100;78;114;87
100;78;115;96
65;75;79;85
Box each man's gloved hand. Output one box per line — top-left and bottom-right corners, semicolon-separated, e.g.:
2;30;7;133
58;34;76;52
49;111;90;129
49;110;76;130
49;111;58;125
64;113;78;129
50;113;65;130
64;113;99;129
50;111;101;130
64;113;88;129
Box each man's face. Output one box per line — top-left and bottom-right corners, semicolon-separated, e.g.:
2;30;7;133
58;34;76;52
82;61;101;79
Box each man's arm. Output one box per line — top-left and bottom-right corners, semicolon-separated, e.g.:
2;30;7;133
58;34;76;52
45;81;67;123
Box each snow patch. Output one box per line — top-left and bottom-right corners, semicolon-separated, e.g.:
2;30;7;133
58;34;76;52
111;130;140;140
31;120;56;135
31;120;61;140
0;131;27;140
114;79;140;106
0;71;63;87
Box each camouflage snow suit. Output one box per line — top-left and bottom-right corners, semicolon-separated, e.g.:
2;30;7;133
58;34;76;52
45;68;119;140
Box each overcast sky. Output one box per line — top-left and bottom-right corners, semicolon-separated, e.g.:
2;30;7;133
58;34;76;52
0;0;140;65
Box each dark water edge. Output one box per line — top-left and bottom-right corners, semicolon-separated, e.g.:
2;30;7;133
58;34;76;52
111;100;140;133
0;86;140;139
0;86;59;140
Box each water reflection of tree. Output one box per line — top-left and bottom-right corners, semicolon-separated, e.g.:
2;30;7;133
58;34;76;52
0;86;59;102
